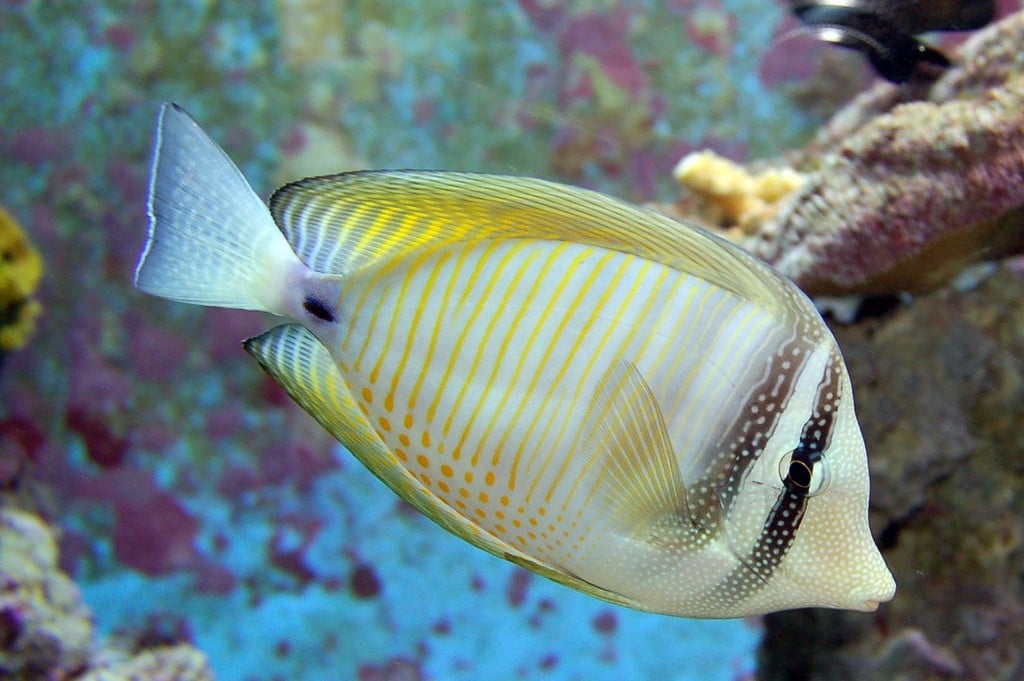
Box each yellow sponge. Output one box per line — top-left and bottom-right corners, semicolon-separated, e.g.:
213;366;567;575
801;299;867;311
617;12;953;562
0;204;43;351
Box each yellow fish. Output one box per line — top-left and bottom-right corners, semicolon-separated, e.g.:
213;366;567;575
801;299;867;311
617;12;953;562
135;103;896;618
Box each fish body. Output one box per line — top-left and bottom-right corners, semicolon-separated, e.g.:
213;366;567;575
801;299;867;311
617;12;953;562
136;103;896;618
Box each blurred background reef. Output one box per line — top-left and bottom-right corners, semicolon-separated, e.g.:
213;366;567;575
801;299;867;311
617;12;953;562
1;2;1023;681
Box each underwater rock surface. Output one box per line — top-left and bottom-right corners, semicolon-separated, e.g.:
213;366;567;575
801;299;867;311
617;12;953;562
0;508;213;681
0;508;92;679
674;9;1024;296
759;265;1024;681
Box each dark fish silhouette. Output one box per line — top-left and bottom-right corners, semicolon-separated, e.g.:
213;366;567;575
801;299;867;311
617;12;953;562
786;0;995;82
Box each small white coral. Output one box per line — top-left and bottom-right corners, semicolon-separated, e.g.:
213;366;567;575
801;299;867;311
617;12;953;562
0;509;94;679
672;150;804;234
0;510;215;681
78;645;214;681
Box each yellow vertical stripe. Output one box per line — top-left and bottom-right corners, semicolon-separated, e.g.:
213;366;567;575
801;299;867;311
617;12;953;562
507;248;616;492
525;255;643;502
406;246;470;412
385;246;452;413
484;241;574;471
425;240;503;424
466;246;547;467
540;260;665;504
444;240;537;461
440;240;532;440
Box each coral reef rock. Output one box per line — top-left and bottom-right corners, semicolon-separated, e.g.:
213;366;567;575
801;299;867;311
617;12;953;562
78;645;213;681
673;10;1024;297
0;508;93;680
0;508;214;681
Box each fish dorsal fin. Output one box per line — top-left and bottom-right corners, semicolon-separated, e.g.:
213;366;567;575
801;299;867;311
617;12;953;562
584;360;691;539
268;170;777;306
243;324;559;567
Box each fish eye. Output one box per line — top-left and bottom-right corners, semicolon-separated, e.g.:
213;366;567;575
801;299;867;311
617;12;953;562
778;449;831;497
788;458;813;488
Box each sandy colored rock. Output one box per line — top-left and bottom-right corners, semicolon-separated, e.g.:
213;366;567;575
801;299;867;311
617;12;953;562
0;508;94;680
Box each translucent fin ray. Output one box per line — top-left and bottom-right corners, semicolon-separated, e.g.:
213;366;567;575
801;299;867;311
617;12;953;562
135;103;295;311
584;360;690;536
243;324;383;456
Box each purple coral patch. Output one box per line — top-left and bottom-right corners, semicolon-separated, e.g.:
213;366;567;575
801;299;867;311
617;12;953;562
111;482;201;576
558;9;648;96
267;518;322;585
592;609;618;635
357;656;424;681
65;407;127;469
505;568;532;608
350;562;383;599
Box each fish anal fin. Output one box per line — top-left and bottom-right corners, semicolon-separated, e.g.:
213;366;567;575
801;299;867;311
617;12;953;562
585;361;693;543
244;325;447;520
503;552;637;609
243;325;386;459
243;324;538;564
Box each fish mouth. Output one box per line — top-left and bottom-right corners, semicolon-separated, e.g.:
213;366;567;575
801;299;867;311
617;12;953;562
830;596;883;612
847;579;896;612
835;577;896;612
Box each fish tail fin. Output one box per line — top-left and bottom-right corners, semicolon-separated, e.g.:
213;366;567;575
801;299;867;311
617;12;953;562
134;103;297;313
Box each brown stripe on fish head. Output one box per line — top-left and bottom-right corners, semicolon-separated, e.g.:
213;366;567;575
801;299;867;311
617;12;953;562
683;321;819;537
696;348;844;611
707;300;830;511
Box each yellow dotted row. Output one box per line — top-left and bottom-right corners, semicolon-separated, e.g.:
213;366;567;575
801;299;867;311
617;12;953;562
360;382;592;563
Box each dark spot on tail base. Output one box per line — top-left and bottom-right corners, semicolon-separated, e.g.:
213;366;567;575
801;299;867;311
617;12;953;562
303;296;336;323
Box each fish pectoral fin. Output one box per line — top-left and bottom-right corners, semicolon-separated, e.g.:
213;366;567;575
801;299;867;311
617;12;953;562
243;324;386;457
583;360;691;540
